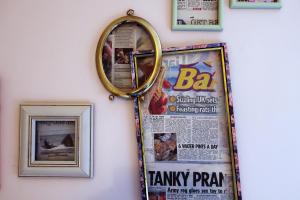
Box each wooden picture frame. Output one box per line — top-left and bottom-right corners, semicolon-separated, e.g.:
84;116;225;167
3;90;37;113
172;0;223;31
132;43;242;200
230;0;282;9
19;103;93;177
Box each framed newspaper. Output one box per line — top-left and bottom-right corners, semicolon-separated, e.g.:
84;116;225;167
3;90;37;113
132;43;242;200
230;0;282;9
19;103;93;177
172;0;223;31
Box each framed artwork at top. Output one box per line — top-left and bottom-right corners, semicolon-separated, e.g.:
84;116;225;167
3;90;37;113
230;0;282;9
172;0;223;31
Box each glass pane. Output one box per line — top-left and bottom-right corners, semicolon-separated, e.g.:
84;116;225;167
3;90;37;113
102;22;154;91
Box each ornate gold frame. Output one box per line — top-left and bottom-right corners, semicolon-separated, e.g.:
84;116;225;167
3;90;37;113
95;10;162;99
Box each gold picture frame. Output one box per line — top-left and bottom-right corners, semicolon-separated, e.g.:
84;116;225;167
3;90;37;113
95;10;162;99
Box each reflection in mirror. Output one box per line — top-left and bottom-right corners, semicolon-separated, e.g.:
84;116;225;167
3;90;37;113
135;55;155;87
102;22;154;92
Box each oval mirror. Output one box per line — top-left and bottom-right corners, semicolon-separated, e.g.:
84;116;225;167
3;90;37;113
96;10;162;99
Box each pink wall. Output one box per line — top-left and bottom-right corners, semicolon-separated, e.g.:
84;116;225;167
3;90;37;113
0;0;300;199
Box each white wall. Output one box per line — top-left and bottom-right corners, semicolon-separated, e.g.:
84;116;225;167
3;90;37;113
0;0;300;199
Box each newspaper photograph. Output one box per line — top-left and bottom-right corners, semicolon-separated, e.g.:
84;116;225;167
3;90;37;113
176;0;219;25
102;23;153;91
133;44;242;200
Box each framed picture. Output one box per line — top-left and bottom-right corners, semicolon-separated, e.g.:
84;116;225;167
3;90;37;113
19;103;93;177
131;43;242;200
172;0;223;31
230;0;282;9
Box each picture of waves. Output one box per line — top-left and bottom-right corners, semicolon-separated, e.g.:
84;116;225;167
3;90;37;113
35;120;76;161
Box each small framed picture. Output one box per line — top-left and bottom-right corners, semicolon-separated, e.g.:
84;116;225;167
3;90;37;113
230;0;282;9
19;103;93;177
172;0;223;31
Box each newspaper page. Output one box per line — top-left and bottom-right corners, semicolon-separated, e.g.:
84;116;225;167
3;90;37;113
102;24;153;90
177;0;218;26
134;45;240;200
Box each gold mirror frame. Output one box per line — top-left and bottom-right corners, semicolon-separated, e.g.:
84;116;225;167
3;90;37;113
95;10;162;99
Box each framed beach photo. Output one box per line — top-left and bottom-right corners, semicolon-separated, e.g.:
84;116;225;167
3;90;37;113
131;43;242;200
230;0;282;9
19;103;93;177
172;0;223;31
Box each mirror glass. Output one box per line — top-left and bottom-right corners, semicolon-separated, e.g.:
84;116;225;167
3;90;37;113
102;22;155;92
